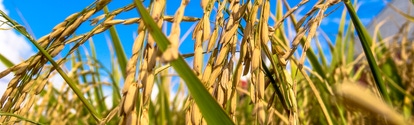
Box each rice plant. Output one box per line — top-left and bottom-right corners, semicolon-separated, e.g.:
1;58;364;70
0;0;413;124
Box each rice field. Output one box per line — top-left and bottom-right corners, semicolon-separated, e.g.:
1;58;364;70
0;0;413;124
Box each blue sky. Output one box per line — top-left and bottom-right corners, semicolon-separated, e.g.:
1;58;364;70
0;0;389;98
1;0;387;57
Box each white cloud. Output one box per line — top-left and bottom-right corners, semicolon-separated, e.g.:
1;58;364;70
0;0;35;97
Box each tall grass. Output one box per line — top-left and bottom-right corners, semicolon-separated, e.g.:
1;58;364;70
0;0;413;124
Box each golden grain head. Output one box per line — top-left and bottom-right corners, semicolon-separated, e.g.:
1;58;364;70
251;48;261;71
21;81;34;93
103;19;125;26
142;73;155;105
123;83;138;114
257;101;266;125
49;28;65;40
64;12;79;22
140;109;149;125
92;25;109;34
1;88;13;104
81;9;96;22
50;44;65;57
123;18;140;25
35;80;48;94
66;35;85;44
52;22;67;32
191;104;202;125
126;111;138;125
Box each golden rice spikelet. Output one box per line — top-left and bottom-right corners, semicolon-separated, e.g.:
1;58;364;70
14;62;29;75
232;55;244;89
266;108;275;125
242;55;251;76
66;35;85;44
1;98;13;111
81;9;96;22
216;86;225;107
49;28;64;40
151;0;166;23
251;48;261;71
50;44;65;57
207;28;218;52
0;111;7;122
92;25;108;34
7;115;18;124
142;72;155;105
206;0;225;50
283;68;297;113
52;22;67;32
201;62;213;85
257;69;265;99
105;15;115;21
257;101;266;125
137;60;148;87
64;12;79;22
90;14;106;25
249;77;257;103
191;104;202;125
126;111;138;125
201;0;208;10
249;0;260;27
8;76;20;88
37;35;50;47
19;94;35;116
1;88;13;104
35;79;48;94
329;0;341;5
96;0;111;10
123;83;138;114
134;20;146;50
260;0;270;45
207;65;222;89
185;107;192;125
215;44;230;65
103;19;125;26
230;91;237;122
202;16;211;42
221;25;238;45
22;81;34;93
202;49;217;84
100;107;119;125
146;47;157;69
123;18;140;25
220;67;230;90
12;93;26;110
162;47;179;62
60;18;82;38
193;30;203;75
